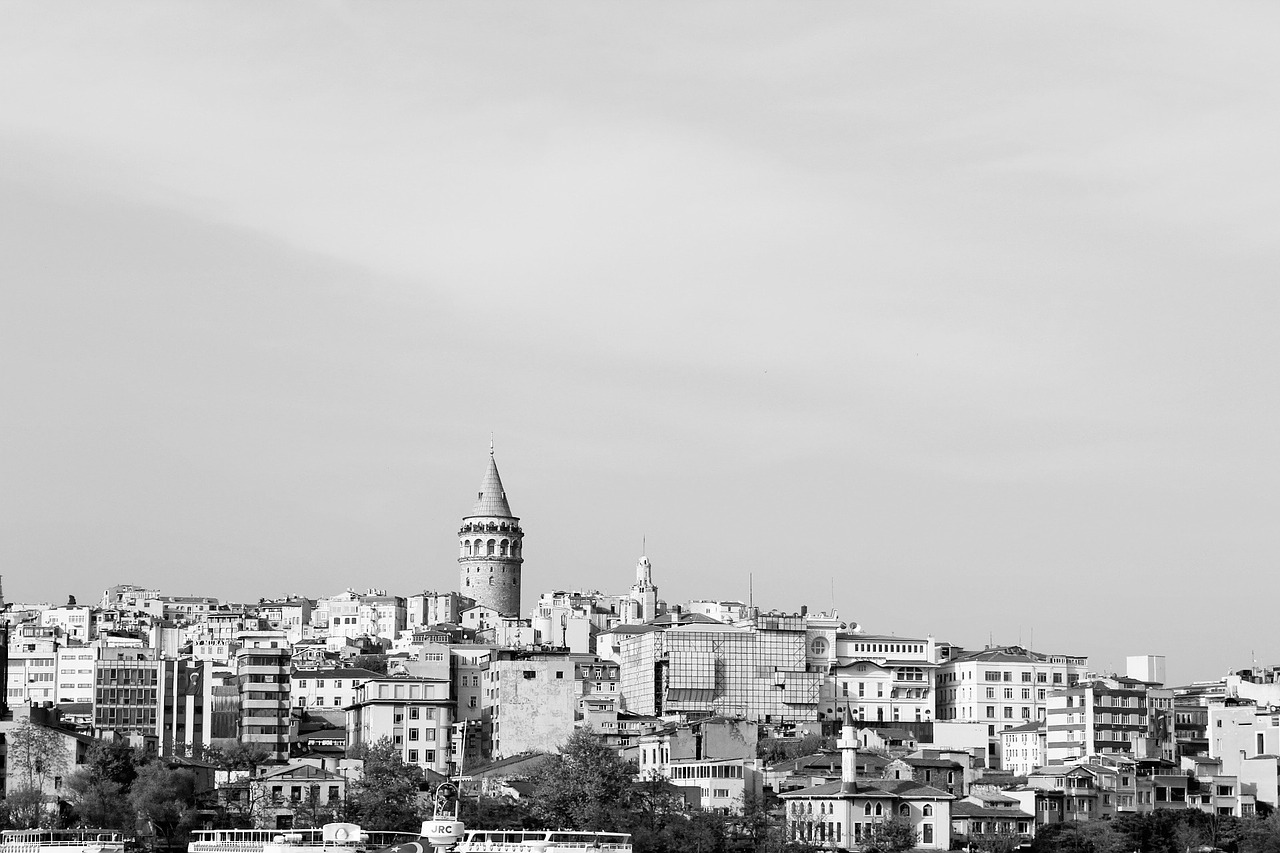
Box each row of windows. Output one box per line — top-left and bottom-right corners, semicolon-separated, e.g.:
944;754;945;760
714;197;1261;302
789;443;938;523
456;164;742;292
846;642;925;655
462;539;522;557
668;764;744;780
986;687;1046;701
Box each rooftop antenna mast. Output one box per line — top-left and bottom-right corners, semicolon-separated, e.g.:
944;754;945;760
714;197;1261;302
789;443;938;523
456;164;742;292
749;573;753;610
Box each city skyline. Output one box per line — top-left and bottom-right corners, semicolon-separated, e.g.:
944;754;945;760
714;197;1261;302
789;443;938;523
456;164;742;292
4;3;1280;689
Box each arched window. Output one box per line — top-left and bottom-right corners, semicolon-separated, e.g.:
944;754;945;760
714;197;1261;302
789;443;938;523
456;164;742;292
922;805;933;817
499;540;509;556
487;539;496;556
899;804;910;817
464;541;472;556
474;539;482;554
513;542;520;557
864;803;871;815
874;803;882;816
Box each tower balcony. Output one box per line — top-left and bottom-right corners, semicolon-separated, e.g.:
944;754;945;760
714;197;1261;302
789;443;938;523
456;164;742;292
459;522;522;535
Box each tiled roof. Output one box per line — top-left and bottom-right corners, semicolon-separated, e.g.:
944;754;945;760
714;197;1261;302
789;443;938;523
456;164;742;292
903;758;964;769
953;801;1033;819
780;779;953;800
467;453;514;518
291;667;383;679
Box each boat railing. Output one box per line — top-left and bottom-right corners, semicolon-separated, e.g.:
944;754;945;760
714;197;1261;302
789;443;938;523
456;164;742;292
459;831;631;851
1;831;126;845
189;829;419;853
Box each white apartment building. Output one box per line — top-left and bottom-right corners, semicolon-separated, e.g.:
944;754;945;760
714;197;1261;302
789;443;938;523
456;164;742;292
1000;721;1045;776
291;667;381;710
934;645;1088;768
41;606;95;643
55;646;99;704
1045;676;1175;765
685;600;750;623
347;677;453;776
316;590;405;641
821;634;944;726
6;625;60;705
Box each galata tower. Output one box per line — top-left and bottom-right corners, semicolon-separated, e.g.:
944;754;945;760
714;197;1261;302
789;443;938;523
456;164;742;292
458;445;523;617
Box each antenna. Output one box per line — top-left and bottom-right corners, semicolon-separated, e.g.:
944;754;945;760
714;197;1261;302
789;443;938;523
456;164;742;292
749;573;753;610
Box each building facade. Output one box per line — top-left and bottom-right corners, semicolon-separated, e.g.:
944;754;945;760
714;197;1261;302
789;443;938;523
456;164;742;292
934;645;1088;768
347;676;453;776
236;630;292;761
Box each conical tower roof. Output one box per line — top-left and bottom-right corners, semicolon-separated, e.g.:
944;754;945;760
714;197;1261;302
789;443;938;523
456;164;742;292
467;451;514;518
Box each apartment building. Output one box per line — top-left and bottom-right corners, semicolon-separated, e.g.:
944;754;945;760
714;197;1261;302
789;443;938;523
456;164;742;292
6;625;60;706
822;634;943;727
934;645;1088;768
291;667;381;710
236;630;292;761
347;676;453;776
1045;676;1174;765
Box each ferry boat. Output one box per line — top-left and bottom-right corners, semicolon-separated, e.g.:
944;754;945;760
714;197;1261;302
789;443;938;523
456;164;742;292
445;829;631;853
188;823;417;853
420;785;632;853
0;829;126;853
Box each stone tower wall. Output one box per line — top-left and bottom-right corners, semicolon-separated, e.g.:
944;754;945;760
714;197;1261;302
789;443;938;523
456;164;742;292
458;517;523;617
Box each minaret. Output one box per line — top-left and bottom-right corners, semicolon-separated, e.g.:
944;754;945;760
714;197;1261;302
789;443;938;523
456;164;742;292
839;706;859;794
458;444;523;617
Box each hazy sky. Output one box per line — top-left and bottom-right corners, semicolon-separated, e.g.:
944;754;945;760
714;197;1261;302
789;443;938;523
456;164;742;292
3;3;1278;685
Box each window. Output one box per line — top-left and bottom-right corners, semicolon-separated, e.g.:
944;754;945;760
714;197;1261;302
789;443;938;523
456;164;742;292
409;729;419;741
410;707;420;720
408;750;419;762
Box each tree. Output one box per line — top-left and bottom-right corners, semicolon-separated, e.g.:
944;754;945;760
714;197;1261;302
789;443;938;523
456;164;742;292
206;742;271;774
5;719;71;828
863;815;916;853
2;786;48;831
130;762;198;850
527;729;637;832
345;737;425;832
64;776;131;830
64;742;142;829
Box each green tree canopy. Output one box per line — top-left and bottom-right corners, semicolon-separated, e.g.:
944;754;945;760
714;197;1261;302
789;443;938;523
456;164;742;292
527;730;637;832
345;737;426;832
130;762;199;850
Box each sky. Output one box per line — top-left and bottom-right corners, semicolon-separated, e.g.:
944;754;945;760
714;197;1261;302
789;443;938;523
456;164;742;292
2;2;1278;686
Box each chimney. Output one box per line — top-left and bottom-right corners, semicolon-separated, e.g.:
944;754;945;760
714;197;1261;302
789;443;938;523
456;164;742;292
800;605;808;617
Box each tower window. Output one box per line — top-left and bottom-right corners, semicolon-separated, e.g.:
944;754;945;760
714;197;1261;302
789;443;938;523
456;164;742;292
487;539;496;556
